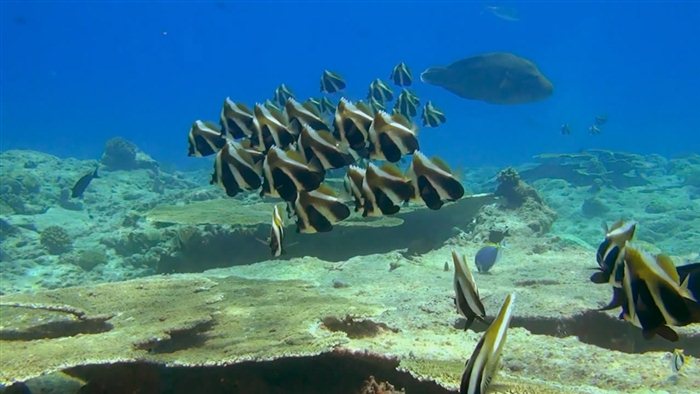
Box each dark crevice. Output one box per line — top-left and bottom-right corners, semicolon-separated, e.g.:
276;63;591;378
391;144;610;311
61;351;451;394
133;319;214;354
321;316;399;339
455;311;700;357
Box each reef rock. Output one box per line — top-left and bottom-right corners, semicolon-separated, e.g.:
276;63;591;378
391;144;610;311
519;150;664;188
101;137;158;171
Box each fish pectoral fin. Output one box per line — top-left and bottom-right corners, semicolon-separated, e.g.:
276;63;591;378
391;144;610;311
652;326;679;342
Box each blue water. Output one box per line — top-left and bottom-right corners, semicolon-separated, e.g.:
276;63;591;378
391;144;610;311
2;2;699;169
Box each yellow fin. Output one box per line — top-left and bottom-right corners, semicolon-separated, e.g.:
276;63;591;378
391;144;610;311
656;254;680;283
355;101;374;116
391;112;412;129
380;163;404;178
285;149;308;165
316;129;338;145
316;183;337;197
431;156;452;172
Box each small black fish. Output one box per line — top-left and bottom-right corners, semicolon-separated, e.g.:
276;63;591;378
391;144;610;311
390;62;413;86
320;70;346;93
71;167;99;198
421;101;446;127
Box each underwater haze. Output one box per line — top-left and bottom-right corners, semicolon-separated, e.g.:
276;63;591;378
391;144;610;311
2;1;699;168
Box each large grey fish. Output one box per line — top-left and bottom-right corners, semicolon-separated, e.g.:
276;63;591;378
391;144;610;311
420;52;553;105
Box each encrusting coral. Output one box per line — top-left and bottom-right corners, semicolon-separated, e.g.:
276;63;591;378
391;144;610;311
40;226;73;255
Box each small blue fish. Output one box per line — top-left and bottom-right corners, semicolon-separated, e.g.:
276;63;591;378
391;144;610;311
474;244;502;273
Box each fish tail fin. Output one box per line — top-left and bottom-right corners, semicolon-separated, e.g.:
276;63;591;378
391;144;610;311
93;167;100;178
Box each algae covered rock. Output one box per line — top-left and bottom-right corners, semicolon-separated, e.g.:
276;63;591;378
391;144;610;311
40;225;73;255
101;137;159;171
495;167;543;209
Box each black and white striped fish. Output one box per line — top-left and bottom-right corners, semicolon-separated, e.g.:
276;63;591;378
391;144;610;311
452;251;486;331
269;205;285;257
460;293;515;394
187;120;226;157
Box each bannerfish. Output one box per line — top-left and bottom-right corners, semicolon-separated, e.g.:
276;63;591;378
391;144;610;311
211;141;262;197
474;244;502;273
420;52;553;105
560;123;571;135
368;79;394;103
253;103;296;151
270;205;285;257
293;185;351;233
407;151;464;210
261;146;324;202
343;165;366;212
589;125;602;134
361;162;414;217
678;262;700;300
320;70;346;94
285;98;329;134
591;221;636;310
390;62;413;86
670;349;686;374
297;124;354;170
452;250;486;331
393;88;420;118
621;245;700;342
460;293;515;394
220;98;256;139
421;101;446;128
368;96;385;113
368;111;419;163
187;120;226;157
273;83;295;108
307;97;335;115
71;167;99;198
334;98;373;156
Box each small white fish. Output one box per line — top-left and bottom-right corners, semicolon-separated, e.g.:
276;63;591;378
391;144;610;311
671;348;686;374
269;205;284;257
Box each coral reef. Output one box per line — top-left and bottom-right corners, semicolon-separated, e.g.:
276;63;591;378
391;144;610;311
1;250;698;393
100;137;159;171
101;137;137;170
494;167;543;209
39;226;72;255
359;376;405;394
580;196;609;217
519;149;663;188
72;249;108;271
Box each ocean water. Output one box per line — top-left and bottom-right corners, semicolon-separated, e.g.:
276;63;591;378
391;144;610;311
1;2;700;394
2;1;699;167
